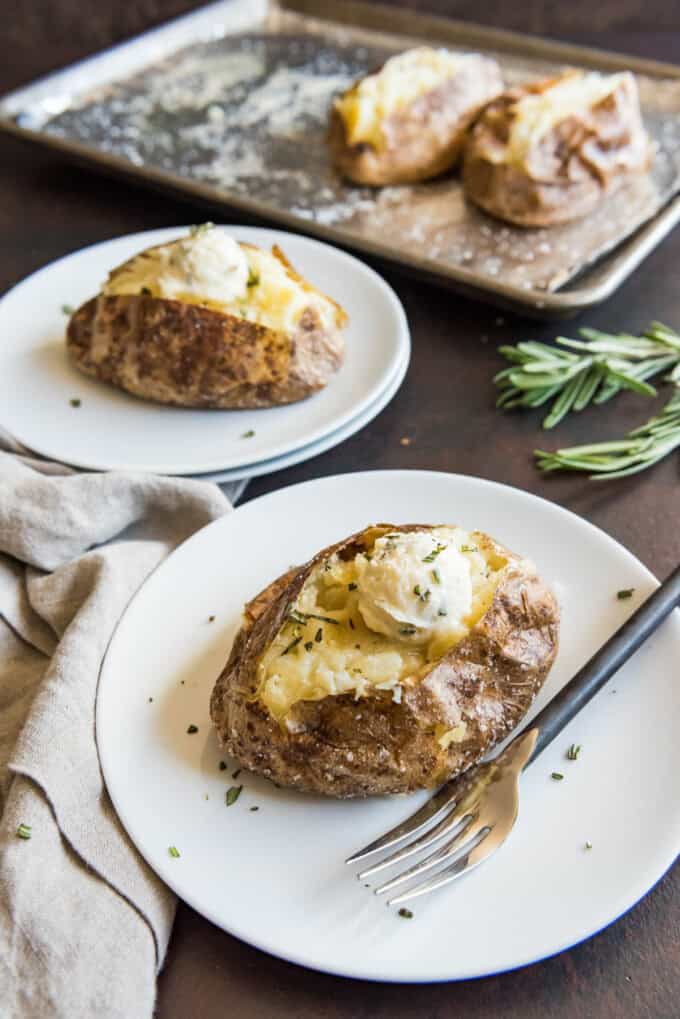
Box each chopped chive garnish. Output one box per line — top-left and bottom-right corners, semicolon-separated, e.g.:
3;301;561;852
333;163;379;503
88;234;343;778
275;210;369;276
431;568;441;584
226;785;242;806
208;614;216;622
400;625;417;636
398;908;413;919
617;588;634;600
16;824;32;840
190;222;214;236
168;846;180;858
186;724;199;734
348;582;358;591
314;627;323;643
61;304;74;315
585;841;593;850
413;585;421;597
232;769;241;780
566;743;581;761
422;543;447;563
219;761;227;771
551;772;564;781
282;635;302;656
140;286;151;295
289;611;339;626
69;398;81;408
460;545;477;553
247;269;260;287
437;607;447;616
304;640;313;651
241;430;255;439
348;618;355;630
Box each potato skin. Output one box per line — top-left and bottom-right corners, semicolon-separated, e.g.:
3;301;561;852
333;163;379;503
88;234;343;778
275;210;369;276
210;524;560;798
463;73;651;227
329;55;503;186
66;293;344;409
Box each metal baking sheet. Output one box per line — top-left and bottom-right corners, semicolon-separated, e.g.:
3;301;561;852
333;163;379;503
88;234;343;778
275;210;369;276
3;0;680;317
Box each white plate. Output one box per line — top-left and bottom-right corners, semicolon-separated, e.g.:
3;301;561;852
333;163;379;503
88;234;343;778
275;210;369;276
0;227;409;475
97;471;680;982
193;342;409;483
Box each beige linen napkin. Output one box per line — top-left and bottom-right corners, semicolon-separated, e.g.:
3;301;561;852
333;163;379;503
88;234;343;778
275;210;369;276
0;445;241;1018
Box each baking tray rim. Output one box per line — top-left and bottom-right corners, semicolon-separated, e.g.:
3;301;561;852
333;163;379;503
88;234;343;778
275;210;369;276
1;0;680;316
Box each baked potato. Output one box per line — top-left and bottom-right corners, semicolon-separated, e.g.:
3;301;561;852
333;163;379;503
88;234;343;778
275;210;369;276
462;69;651;227
329;47;503;186
210;523;559;798
66;225;347;409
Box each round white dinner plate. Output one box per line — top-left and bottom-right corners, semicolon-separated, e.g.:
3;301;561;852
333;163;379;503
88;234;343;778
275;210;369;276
97;471;680;982
193;341;409;483
0;227;409;475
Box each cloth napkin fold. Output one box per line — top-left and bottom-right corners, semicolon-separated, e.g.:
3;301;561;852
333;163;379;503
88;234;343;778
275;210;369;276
0;443;239;1018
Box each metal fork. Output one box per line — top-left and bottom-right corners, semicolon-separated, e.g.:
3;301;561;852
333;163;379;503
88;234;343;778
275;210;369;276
346;563;680;906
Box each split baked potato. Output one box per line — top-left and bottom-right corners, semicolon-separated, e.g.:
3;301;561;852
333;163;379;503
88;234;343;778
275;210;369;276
210;523;559;798
66;225;347;409
462;69;651;227
329;47;503;186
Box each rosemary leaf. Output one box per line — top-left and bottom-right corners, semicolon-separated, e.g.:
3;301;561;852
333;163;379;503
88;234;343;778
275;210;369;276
536;390;680;480
496;323;680;430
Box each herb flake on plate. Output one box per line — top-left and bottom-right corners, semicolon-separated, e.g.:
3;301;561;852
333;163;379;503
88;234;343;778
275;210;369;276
226;785;242;806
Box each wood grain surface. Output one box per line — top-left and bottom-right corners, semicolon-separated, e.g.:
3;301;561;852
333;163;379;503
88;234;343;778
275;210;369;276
1;3;678;1017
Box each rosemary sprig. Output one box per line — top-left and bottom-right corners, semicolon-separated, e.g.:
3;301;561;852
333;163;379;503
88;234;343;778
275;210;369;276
495;323;680;429
536;388;680;479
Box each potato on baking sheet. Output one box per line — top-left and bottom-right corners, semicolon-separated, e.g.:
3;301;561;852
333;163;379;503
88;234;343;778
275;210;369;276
210;523;559;798
462;69;652;227
329;47;503;186
66;225;347;409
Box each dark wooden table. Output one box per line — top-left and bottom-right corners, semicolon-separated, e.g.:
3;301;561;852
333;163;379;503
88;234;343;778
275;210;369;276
2;3;678;1016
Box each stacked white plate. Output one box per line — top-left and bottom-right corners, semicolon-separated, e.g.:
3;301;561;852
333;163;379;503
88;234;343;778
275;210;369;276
0;227;410;481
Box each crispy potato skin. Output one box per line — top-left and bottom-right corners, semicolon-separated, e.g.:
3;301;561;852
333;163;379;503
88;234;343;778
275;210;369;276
329;56;503;186
210;524;560;798
463;73;651;227
66;293;344;410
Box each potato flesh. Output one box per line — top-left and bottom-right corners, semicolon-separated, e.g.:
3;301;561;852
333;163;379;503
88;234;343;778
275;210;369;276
104;237;340;334
503;71;628;167
335;48;467;151
258;527;508;721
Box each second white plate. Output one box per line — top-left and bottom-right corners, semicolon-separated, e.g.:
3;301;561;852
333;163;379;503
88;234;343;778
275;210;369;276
97;471;680;982
193;341;409;483
0;226;409;475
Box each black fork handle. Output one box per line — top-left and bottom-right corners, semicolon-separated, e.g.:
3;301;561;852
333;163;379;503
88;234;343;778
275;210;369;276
527;563;680;762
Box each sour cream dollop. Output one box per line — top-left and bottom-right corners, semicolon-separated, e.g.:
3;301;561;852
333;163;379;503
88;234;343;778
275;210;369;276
355;530;472;642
